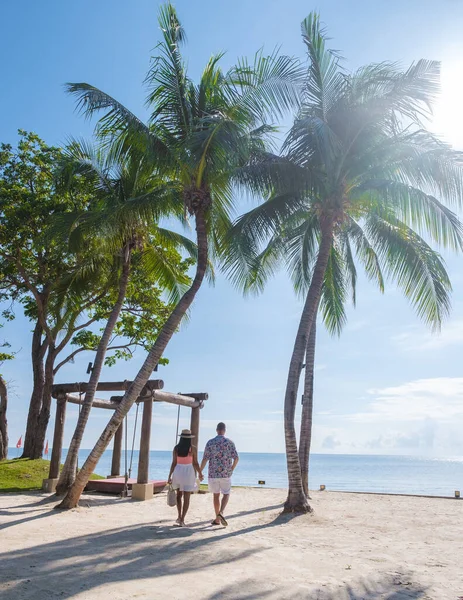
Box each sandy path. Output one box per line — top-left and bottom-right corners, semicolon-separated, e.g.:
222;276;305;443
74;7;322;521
0;488;462;599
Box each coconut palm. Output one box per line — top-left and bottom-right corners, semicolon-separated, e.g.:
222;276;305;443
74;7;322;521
56;3;302;509
225;13;463;512
54;141;194;494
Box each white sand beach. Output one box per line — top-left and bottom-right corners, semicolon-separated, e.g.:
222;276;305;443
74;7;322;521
0;488;462;600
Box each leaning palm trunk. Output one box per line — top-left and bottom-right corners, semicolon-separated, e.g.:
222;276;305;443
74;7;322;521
0;376;8;460
299;318;317;497
283;218;334;513
55;247;132;495
56;209;208;509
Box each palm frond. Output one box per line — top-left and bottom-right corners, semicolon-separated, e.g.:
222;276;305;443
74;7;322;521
366;212;451;329
319;244;347;336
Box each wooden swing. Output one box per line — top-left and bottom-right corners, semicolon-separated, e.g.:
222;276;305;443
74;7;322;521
43;379;208;501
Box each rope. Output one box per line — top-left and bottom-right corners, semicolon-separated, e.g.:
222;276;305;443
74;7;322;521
175;404;180;443
76;384;82;474
128;402;140;479
122;414;129;498
121;402;140;498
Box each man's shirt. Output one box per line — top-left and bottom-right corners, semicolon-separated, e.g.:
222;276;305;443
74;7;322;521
203;435;238;478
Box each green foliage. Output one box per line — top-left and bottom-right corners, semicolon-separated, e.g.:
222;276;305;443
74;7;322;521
65;2;303;262
225;12;463;334
67;250;191;368
0;324;14;368
0;458;103;492
0;131;192;378
0;130;103;342
0;131;94;301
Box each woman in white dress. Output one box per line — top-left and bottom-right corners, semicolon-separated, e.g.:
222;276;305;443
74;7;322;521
168;429;203;526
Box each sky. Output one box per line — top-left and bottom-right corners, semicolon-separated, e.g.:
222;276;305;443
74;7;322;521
2;0;463;457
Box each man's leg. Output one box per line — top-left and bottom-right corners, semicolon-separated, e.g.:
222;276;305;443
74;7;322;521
220;492;230;515
213;493;221;522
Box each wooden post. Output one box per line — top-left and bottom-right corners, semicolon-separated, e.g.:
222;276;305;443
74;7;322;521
48;396;67;480
137;400;153;484
190;406;200;460
111;422;123;477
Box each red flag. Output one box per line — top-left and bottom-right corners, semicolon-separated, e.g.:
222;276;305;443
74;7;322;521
44;440;49;456
16;435;22;449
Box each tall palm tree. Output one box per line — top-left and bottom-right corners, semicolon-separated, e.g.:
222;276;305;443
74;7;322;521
54;141;193;494
56;3;302;509
225;13;463;512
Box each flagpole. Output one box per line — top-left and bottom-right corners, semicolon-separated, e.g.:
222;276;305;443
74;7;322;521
16;434;23;458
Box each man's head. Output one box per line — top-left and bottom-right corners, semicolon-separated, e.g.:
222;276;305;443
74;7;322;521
216;422;226;435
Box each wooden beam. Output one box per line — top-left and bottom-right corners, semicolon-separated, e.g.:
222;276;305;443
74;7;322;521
190;406;200;461
111;422;123;477
52;379;164;395
111;391;203;409
48;396;67;480
63;390;204;410
179;392;209;401
153;390;203;408
65;393;119;410
137;398;153;484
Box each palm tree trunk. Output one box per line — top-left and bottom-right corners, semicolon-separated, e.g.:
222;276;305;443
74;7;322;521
22;322;47;458
299;318;317;497
0;376;8;460
283;218;334;513
56;208;209;509
55;248;132;495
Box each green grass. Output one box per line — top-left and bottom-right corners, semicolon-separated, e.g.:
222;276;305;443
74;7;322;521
0;458;103;493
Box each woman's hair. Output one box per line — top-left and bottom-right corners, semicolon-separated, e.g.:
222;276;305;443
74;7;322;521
176;436;192;457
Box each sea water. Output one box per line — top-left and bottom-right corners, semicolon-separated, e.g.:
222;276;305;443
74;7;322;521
60;450;463;496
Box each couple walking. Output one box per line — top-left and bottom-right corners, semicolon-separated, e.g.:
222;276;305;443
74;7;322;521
167;422;239;527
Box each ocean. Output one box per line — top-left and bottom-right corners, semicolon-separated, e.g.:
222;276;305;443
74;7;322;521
49;450;463;496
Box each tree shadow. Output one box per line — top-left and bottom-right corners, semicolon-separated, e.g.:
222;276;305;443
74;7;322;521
0;502;307;600
0;522;265;600
202;574;427;599
0;496;430;600
0;494;130;530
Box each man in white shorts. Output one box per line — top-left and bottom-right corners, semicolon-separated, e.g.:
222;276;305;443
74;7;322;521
200;422;239;526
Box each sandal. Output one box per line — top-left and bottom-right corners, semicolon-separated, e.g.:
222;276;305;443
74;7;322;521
218;513;228;527
211;519;221;526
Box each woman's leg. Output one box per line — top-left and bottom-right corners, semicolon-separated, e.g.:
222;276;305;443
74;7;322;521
176;490;183;522
181;491;191;523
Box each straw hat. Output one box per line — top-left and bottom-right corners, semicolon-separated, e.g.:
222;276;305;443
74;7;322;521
179;429;195;438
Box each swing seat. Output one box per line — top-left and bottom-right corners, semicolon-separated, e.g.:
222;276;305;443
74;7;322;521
85;477;167;495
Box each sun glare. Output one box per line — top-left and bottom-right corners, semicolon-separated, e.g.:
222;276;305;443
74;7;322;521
432;61;463;150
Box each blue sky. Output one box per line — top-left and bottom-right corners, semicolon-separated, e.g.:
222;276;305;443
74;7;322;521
2;0;463;456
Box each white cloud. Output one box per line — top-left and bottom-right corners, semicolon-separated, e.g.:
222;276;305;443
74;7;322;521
321;435;341;449
350;377;463;423
345;319;369;333
392;320;463;352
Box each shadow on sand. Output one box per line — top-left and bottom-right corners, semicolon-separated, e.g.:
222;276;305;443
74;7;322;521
0;495;428;600
204;575;427;599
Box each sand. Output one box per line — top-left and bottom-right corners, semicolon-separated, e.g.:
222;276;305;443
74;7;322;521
0;488;462;600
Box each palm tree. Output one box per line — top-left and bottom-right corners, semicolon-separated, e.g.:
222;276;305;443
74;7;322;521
225;13;463;512
56;3;301;509
54;142;193;494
